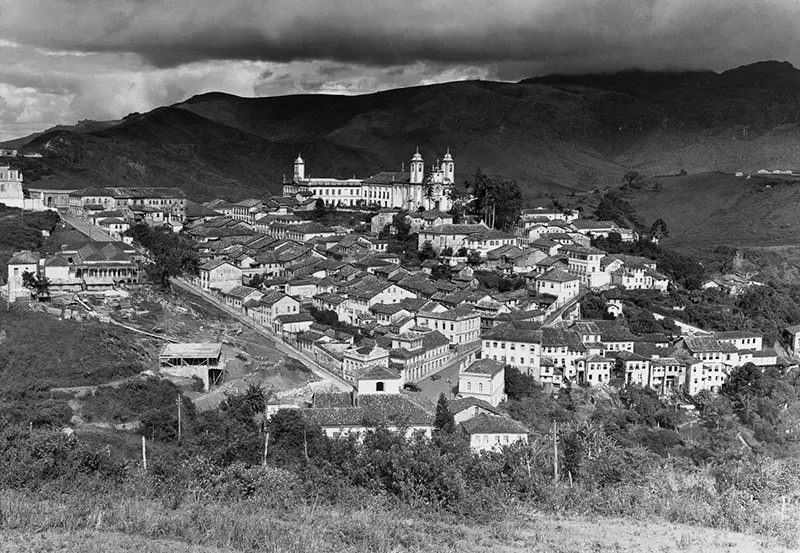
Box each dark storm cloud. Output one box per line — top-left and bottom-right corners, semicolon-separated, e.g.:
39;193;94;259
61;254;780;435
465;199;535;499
3;0;800;77
3;0;800;140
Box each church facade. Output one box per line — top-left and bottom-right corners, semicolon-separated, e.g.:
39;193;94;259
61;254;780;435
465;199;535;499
282;149;455;212
0;165;48;211
0;165;25;209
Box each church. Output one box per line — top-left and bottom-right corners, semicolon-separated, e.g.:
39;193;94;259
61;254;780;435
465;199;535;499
0;165;25;208
282;149;456;212
0;165;47;211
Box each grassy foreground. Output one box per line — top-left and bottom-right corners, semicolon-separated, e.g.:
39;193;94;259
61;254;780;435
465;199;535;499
0;490;792;553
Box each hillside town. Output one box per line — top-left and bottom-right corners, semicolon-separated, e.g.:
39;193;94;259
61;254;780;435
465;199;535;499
1;151;798;453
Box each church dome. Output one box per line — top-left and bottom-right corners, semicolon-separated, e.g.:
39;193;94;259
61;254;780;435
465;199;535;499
442;147;453;162
295;153;304;163
411;147;423;162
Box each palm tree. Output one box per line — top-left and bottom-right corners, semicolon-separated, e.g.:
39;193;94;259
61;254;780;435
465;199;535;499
35;276;51;299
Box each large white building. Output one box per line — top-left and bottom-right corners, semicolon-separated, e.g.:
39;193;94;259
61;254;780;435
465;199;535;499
282;149;455;211
0;165;48;211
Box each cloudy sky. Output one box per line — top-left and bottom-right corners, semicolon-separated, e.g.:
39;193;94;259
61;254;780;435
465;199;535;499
1;0;799;140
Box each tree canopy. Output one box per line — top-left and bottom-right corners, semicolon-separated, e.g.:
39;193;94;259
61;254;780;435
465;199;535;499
469;168;522;231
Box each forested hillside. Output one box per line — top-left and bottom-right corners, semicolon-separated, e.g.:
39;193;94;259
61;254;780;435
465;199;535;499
7;61;800;202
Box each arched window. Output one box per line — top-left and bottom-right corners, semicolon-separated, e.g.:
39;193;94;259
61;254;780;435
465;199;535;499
376;381;384;392
466;381;471;391
479;383;484;392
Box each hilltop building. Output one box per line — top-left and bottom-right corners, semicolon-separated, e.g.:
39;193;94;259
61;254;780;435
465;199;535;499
0;165;48;211
282;149;455;211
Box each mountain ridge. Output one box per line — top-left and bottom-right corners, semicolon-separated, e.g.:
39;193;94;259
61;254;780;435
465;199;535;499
5;60;800;201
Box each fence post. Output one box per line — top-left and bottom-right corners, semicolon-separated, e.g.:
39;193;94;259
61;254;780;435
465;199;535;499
552;420;558;481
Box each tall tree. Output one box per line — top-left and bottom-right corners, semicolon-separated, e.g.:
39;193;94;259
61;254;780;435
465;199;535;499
392;210;411;242
434;393;455;433
650;218;669;240
422;170;435;203
312;198;326;220
469;168;522;231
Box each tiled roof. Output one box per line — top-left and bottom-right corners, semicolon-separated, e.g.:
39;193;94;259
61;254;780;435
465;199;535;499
463;359;504;376
224;285;260;298
363;171;411;185
483;321;541;343
486;244;523;260
421;223;487;236
571;219;618;230
303;391;434;428
411;209;452;221
259;291;294;307
560;244;606;255
714;331;762;340
538;268;578;283
370;303;410;315
275;312;315;324
358;365;401;380
8;250;40;265
461;413;527;435
448;396;503;416
682;336;725;353
200;258;235;271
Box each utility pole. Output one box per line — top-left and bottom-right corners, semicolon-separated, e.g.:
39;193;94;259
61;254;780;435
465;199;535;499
552;420;558;481
176;394;182;441
141;436;147;471
263;431;270;466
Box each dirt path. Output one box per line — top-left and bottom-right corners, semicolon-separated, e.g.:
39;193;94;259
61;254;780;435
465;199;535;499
50;374;151;399
170;277;350;392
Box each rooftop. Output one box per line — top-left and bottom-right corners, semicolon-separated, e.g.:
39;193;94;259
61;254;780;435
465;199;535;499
461;413;527;435
463;358;505;377
159;343;222;359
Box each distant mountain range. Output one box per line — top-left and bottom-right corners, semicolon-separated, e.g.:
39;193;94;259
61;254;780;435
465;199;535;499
6;60;800;202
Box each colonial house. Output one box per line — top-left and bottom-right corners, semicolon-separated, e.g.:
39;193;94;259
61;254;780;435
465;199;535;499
713;331;763;352
416;304;481;346
41;242;139;292
245;291;301;327
417;223;488;253
231;199;263;222
448;397;504;424
341;277;417;324
370;303;414;326
461;414;528;453
571;219;632;240
273;312;315;337
285;279;318;300
342;344;390;381
561;245;610;289
409;210;454;233
4;250;39;302
583;355;613;385
463;229;518;257
301;369;435;438
222;285;263;309
387;330;451;382
534;268;580;307
370;210;399;235
459;359;506;407
199;260;242;292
